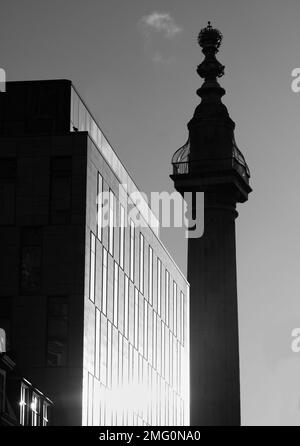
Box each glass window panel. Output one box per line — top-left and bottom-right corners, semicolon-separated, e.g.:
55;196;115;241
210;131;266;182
143;301;148;359
97;173;103;241
118;333;123;387
161;321;165;378
108;190;115;256
102;248;108;315
113;262;119;327
42;401;49;426
31;393;40;426
91;119;98;144
165;270;170;326
119;205;125;269
124;276;129;339
87;373;94;426
129;220;135;282
100;315;108;386
148;247;153;305
139;233;144;294
79;101;86;131
93;380;100;426
173;281;177;336
153;311;157;370
134;288;139;349
90;232;96;303
170;331;173;387
181;291;184;345
20;383;29;426
95;308;100;379
157;259;162;316
107;321;112;388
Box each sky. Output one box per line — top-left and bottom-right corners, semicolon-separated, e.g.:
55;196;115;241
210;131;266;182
1;0;300;425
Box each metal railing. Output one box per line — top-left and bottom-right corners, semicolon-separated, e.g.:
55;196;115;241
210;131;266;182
172;152;250;182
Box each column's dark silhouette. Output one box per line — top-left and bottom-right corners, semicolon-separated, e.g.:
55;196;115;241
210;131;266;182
171;22;252;426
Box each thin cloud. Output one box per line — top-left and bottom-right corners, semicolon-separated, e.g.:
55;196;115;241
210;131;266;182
152;51;173;64
140;12;182;39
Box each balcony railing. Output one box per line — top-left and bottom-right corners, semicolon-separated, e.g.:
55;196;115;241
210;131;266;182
171;137;250;182
172;154;250;183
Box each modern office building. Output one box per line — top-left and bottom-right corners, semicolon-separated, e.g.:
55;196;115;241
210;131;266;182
171;23;251;425
0;80;190;426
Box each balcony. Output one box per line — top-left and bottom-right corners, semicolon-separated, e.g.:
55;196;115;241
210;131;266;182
171;138;250;184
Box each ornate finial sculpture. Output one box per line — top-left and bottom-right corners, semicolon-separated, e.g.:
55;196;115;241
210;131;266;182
197;22;225;82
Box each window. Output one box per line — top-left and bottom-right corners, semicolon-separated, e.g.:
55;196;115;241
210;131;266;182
108;190;114;255
173;281;177;336
50;157;72;224
134;288;139;349
118;333;123;386
95;308;100;379
161;321;165;378
89;232;96;303
87;373;94;426
20;227;42;295
157;318;161;374
153;311;157;369
42;401;50;426
31;393;40;426
139;233;144;293
100;316;108;386
46;297;68;367
157;259;162;316
102;248;108;315
128;344;133;383
165;326;169;385
148;247;153;304
113;262;119;327
165;270;170;326
107;321;112;388
180;291;184;345
93;380;100;426
0;158;16;225
119;205;125;269
169;331;173;386
143;301;148;359
124;276;129;339
129;219;135;282
20;383;29;426
97;173;103;241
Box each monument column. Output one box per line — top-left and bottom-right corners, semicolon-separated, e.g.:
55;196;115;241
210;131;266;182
170;22;252;426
